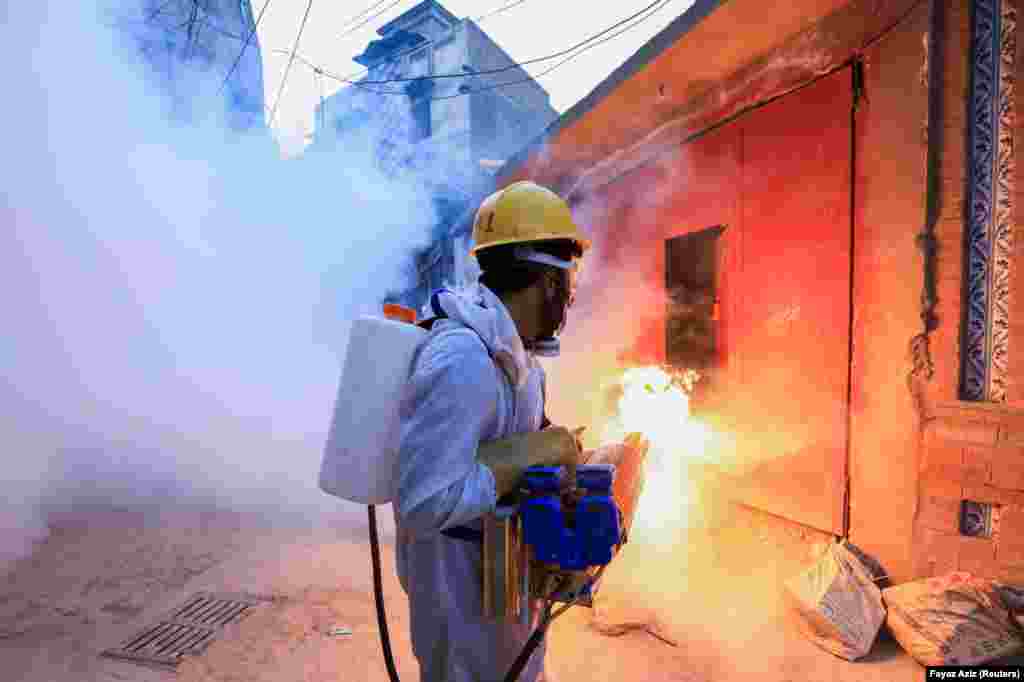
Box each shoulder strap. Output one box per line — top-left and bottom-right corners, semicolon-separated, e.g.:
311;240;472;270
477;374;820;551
415;288;528;426
415;289;449;331
539;367;551;428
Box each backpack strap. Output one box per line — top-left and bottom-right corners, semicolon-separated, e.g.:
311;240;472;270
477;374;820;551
415;289;449;331
540;367;551;429
416;289;511;545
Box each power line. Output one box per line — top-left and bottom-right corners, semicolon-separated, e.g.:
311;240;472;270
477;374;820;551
475;0;528;23
329;0;532;86
336;0;396;33
297;0;675;101
279;0;668;96
198;0;532;97
198;0;672;133
353;0;667;85
146;0;179;22
335;0;409;42
426;0;677;101
268;0;315;128
218;0;273;95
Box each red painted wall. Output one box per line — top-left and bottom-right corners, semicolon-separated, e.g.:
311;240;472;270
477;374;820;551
573;69;853;536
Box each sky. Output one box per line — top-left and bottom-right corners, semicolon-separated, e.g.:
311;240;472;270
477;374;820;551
253;0;697;153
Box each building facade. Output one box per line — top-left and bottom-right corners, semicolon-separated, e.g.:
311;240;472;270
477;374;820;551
309;0;558;311
500;0;1024;588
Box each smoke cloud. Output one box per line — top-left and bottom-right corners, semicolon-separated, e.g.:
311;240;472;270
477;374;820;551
539;159;682;446
1;2;444;573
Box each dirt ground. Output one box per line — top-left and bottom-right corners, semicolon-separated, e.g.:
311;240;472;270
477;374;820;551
2;475;1022;682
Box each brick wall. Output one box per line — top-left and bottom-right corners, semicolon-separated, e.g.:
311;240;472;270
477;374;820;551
916;406;1024;584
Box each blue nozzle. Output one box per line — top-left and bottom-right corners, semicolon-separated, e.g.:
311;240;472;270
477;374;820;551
577;464;615;492
522;466;564;493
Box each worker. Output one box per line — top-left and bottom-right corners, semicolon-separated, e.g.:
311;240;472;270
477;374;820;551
392;181;591;682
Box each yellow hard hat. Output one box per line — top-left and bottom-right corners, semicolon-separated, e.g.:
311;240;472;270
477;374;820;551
470;181;591;256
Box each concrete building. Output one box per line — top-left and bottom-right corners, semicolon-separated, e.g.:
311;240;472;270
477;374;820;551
498;0;1024;592
118;0;267;135
309;0;558;310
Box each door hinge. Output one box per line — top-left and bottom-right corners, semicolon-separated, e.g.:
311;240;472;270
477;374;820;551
852;59;865;113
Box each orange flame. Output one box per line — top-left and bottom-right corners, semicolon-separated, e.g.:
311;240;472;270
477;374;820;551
600;366;716;541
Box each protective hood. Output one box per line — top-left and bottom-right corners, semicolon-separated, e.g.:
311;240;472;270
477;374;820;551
430;284;531;389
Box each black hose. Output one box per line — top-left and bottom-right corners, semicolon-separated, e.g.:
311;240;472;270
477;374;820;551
368;504;402;682
503;621;549;682
369;502;557;682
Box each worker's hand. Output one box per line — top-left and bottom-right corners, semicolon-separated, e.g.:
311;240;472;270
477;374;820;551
539;425;581;484
571;426;586;452
478;427;582;498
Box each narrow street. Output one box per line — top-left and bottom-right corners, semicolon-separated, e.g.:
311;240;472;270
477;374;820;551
5;474;1015;681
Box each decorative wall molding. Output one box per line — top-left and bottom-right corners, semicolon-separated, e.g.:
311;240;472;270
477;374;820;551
962;0;1017;402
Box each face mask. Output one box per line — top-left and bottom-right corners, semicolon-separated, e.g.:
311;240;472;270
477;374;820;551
530;269;574;356
513;246;580;357
530;337;562;357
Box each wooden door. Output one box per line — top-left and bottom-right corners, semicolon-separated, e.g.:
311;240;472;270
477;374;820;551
730;68;853;535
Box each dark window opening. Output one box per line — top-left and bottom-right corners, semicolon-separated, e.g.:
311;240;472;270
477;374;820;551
665;226;724;391
412;97;432;141
960;500;995;538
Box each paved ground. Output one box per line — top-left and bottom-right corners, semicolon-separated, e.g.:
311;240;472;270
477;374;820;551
2;479;1021;682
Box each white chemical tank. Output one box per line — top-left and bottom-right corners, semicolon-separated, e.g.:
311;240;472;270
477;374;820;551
320;306;425;504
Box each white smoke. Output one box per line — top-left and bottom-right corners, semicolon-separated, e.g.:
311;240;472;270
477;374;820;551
0;2;443;573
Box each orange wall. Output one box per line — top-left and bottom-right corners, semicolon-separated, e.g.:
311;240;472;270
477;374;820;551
846;1;931;583
927;0;970;406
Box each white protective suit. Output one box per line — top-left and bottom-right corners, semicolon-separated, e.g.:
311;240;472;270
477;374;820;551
393;283;549;682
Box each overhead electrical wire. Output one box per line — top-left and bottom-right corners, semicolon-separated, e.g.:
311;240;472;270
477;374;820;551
475;0;528;23
214;0;534;104
286;0;672;97
293;0;676;103
218;0;273;95
267;0;315;128
328;0;534;87
432;1;677;102
351;0;668;85
335;0;408;42
208;0;674;137
213;0;400;101
146;0;179;22
335;0;397;34
426;0;677;101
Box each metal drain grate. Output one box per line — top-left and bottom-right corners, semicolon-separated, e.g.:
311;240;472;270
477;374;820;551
101;592;267;669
